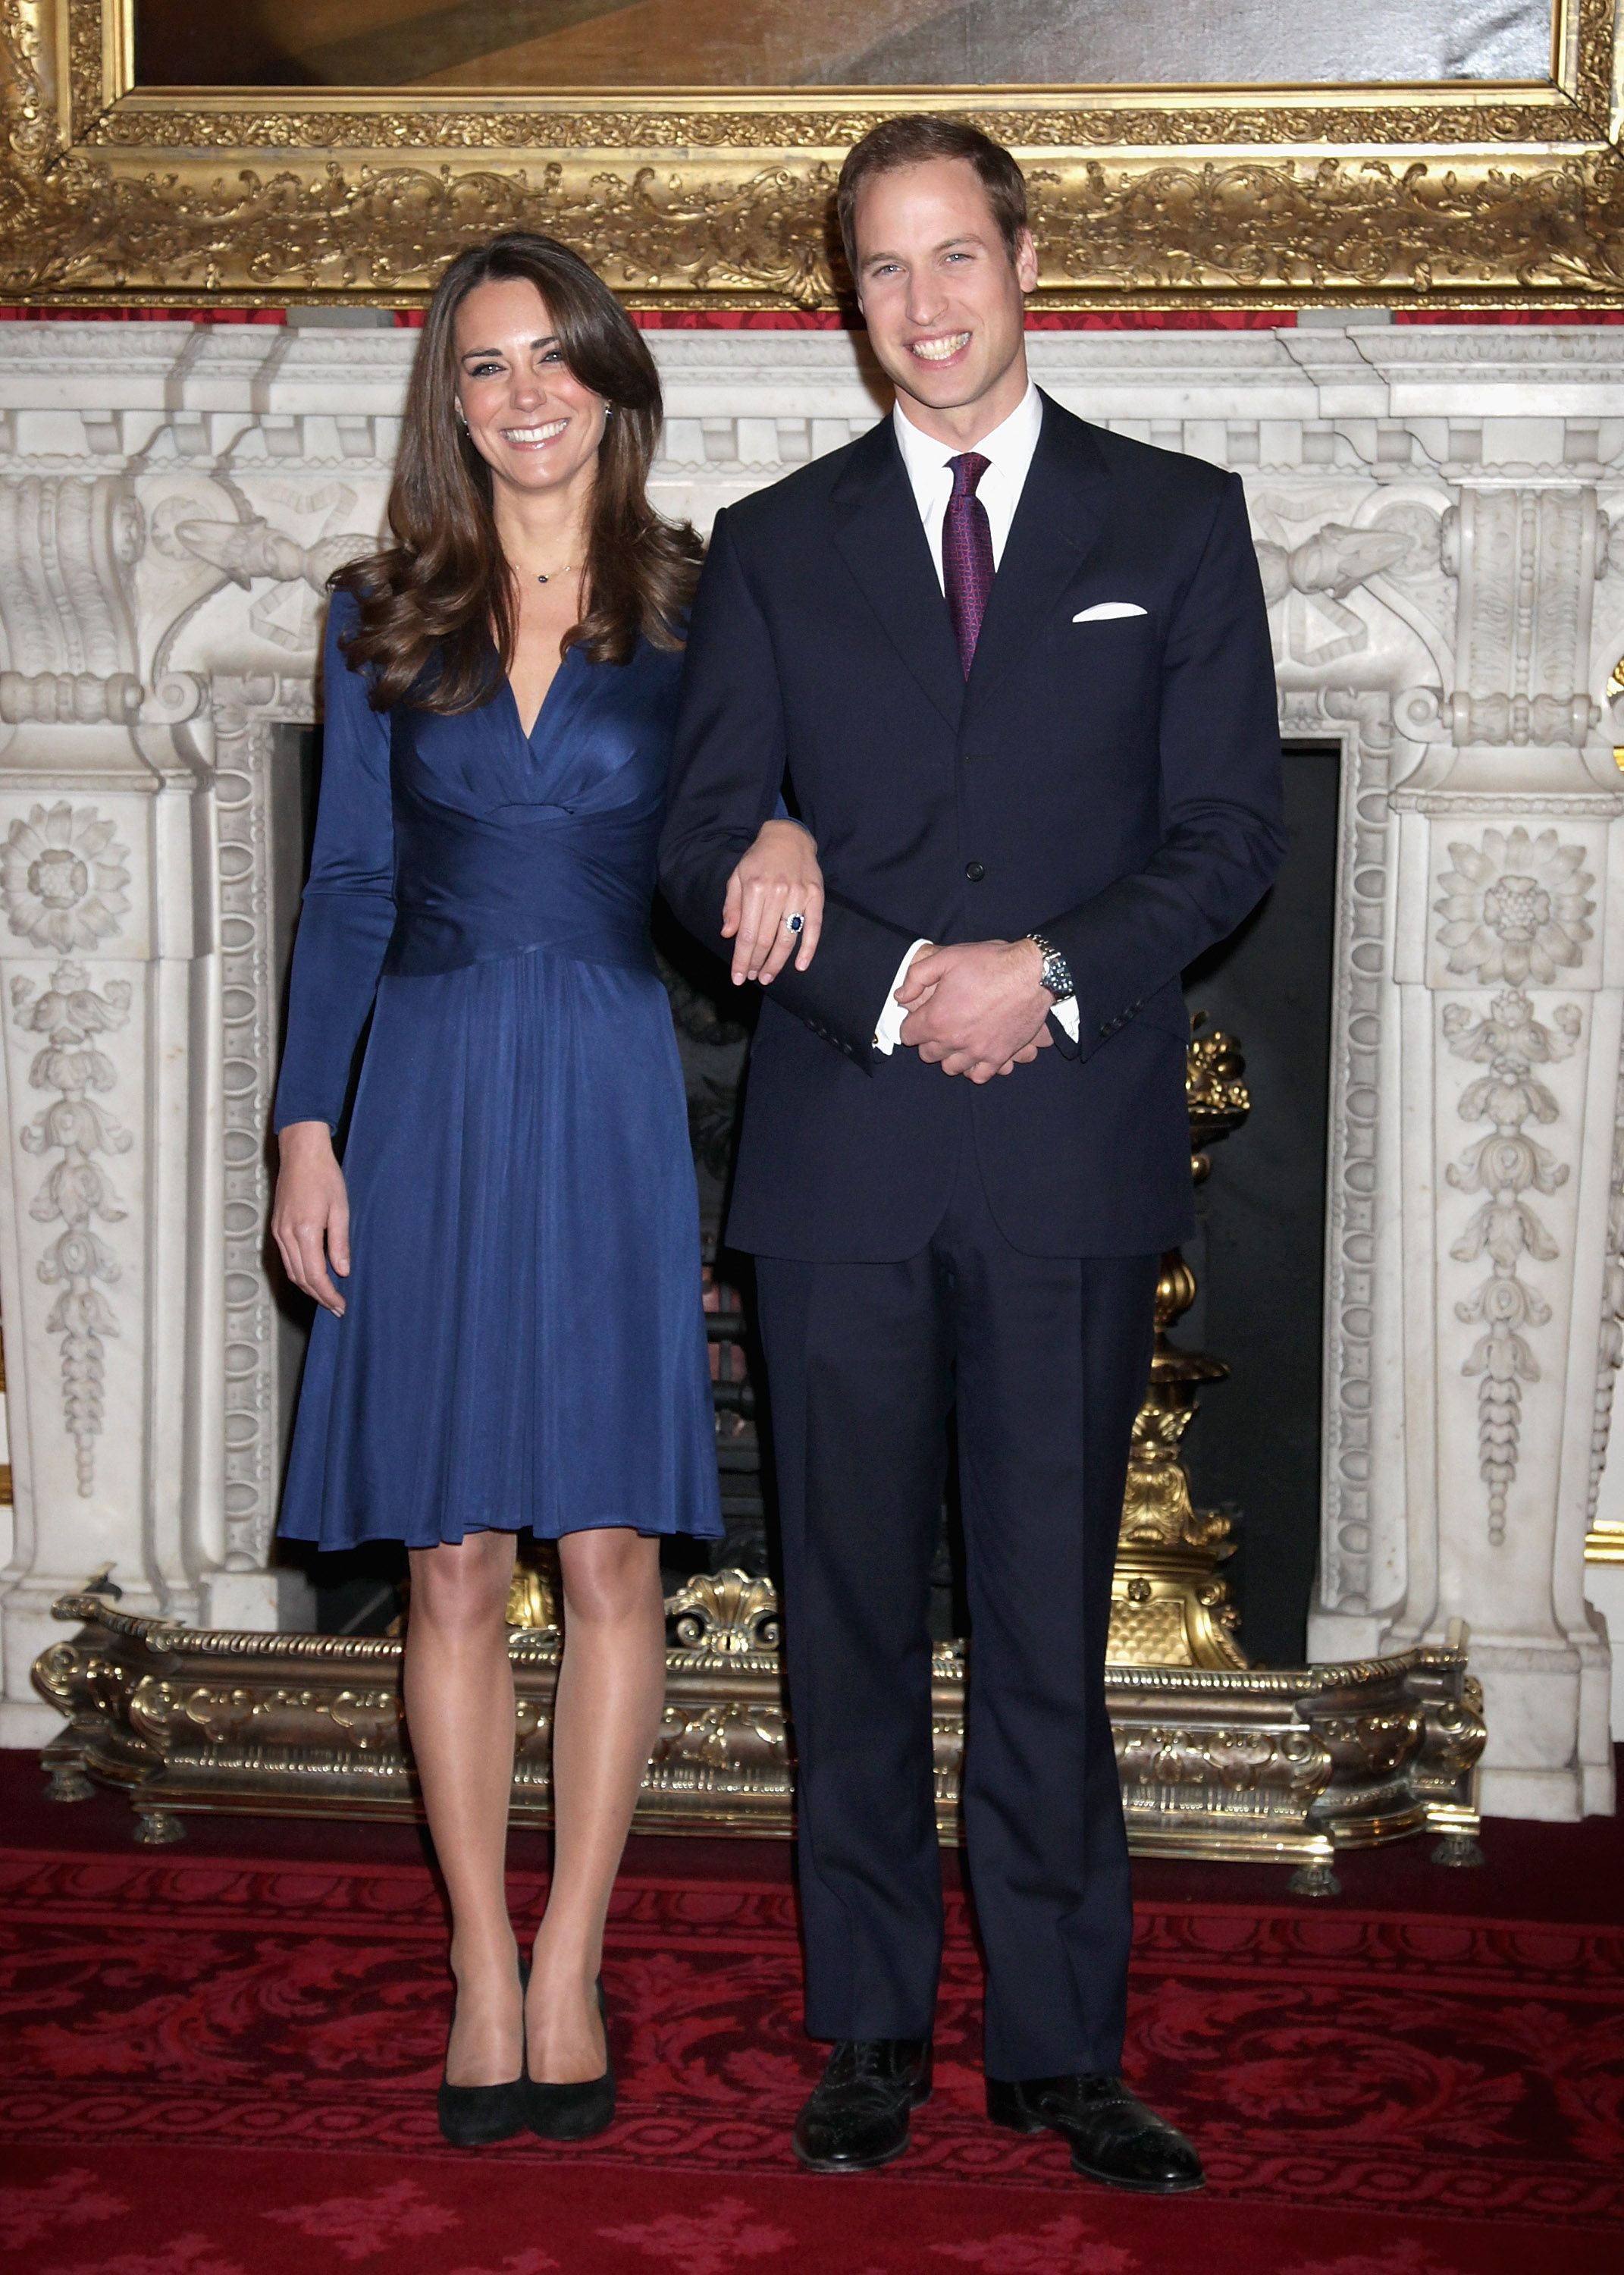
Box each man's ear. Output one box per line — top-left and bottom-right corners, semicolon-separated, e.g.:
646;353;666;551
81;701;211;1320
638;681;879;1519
1014;227;1039;296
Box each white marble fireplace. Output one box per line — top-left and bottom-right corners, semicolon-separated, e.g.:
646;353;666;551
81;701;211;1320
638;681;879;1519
0;317;1619;1822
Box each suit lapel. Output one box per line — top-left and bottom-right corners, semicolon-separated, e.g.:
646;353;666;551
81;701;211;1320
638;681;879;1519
830;421;964;732
964;394;1114;717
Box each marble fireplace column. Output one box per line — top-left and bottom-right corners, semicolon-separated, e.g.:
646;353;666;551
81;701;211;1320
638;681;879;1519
0;477;222;1741
0;483;324;1745
1310;482;1619;1820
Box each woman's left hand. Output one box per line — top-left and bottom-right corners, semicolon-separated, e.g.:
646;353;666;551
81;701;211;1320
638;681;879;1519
721;818;824;986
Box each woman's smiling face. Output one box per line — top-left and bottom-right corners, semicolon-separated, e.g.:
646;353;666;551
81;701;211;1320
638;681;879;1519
453;275;608;500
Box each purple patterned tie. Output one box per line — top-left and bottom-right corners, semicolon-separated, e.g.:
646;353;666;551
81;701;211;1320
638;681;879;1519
942;450;994;678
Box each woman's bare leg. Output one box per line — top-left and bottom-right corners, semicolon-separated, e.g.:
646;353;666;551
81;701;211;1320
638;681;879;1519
403;1530;522;2086
526;1527;666;2082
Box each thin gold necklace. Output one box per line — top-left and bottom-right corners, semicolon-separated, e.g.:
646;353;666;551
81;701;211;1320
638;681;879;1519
534;561;577;586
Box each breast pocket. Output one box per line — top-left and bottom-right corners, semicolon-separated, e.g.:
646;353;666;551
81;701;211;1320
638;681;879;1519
1049;604;1158;748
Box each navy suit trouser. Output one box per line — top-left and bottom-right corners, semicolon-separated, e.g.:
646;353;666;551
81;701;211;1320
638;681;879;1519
753;1136;1158;2081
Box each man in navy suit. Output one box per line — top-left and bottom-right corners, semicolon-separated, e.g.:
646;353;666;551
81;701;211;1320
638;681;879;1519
659;115;1284;2190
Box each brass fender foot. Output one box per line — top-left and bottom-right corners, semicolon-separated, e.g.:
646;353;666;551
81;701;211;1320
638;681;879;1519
1430;1833;1485;1869
133;1808;184;1847
1288;1859;1342;1899
45;1764;94;1803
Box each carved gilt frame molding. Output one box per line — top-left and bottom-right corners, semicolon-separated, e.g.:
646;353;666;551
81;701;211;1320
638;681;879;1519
2;1;1623;307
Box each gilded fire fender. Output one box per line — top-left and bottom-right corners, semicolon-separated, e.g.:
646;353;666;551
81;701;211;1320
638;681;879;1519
2;3;1623;306
33;1575;1484;1895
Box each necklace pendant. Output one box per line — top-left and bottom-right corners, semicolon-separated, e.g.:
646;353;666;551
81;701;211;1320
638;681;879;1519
536;571;549;585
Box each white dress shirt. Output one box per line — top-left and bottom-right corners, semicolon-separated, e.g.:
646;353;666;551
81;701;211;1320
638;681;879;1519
892;378;1044;591
873;382;1080;1051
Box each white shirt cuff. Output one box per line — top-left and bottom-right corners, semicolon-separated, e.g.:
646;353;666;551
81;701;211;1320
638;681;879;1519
875;943;1081;1050
873;940;934;1055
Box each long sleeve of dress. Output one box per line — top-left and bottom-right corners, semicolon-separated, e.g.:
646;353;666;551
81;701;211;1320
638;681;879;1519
272;593;397;1132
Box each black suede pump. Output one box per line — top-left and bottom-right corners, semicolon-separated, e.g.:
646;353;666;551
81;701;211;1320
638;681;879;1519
436;1957;529;2147
525;1976;615;2142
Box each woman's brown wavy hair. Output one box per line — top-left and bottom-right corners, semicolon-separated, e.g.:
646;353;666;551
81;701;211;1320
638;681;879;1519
334;232;701;712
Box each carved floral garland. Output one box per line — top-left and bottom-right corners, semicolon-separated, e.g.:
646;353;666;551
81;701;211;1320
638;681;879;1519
1434;827;1597;1546
1445;988;1579;1548
1;802;132;1495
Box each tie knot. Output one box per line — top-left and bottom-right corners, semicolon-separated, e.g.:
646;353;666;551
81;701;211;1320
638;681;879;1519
948;451;990;500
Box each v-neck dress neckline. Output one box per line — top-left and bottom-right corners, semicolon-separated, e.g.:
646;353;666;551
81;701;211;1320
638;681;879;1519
506;637;580;745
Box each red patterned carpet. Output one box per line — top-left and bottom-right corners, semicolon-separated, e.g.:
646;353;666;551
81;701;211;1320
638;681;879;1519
2;1760;1622;2273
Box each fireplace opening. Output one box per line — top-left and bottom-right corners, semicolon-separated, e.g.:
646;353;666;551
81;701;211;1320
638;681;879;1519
277;724;1342;1667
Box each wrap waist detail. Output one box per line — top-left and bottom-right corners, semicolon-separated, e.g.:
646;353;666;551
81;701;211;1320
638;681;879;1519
383;912;654;976
382;799;657;977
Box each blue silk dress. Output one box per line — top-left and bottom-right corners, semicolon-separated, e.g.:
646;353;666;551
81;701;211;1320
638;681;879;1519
274;591;723;1552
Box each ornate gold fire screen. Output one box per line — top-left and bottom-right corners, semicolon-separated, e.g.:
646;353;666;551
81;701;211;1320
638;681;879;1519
36;1584;1482;1899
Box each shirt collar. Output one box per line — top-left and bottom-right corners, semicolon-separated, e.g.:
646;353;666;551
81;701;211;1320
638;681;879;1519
892;378;1043;499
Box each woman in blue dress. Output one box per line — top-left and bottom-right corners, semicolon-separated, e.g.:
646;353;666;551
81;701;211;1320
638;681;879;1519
270;234;823;2146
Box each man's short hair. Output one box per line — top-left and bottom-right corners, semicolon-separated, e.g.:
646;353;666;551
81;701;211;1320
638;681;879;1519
836;115;1029;279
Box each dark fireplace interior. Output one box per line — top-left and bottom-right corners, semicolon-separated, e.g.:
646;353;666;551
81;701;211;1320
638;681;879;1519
1177;740;1340;1667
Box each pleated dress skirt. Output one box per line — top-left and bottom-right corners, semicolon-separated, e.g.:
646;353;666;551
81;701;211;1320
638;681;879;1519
277;942;725;1552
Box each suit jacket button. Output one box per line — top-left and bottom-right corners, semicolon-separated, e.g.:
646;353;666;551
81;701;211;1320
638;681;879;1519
964;860;986;882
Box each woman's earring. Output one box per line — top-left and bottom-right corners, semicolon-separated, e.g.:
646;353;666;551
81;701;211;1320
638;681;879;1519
454;402;468;429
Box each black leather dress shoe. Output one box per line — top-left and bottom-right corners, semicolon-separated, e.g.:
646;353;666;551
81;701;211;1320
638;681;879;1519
987;2073;1204;2193
792;2039;933;2173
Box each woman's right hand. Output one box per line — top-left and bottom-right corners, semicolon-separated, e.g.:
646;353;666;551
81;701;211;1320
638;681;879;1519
272;1122;351;1316
720;817;824;987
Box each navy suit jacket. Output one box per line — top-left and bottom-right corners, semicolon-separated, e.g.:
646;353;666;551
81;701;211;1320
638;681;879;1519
658;391;1286;1261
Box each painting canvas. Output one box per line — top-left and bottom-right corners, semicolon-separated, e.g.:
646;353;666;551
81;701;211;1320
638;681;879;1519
133;1;1557;92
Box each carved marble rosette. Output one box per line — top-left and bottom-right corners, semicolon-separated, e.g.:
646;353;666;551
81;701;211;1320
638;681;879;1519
2;318;1619;1828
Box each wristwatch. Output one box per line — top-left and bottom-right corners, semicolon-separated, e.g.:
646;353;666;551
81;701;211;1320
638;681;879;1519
1027;932;1075;1006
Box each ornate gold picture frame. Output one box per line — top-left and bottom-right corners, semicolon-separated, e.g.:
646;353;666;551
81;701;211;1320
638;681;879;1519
2;2;1622;309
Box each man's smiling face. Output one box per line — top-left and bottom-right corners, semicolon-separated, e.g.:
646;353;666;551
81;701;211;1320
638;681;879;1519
851;155;1037;438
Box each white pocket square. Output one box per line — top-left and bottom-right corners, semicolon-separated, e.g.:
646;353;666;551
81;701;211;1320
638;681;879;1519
1073;601;1146;622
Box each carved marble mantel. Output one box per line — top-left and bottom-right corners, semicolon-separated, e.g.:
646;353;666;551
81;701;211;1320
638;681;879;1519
0;318;1618;1821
